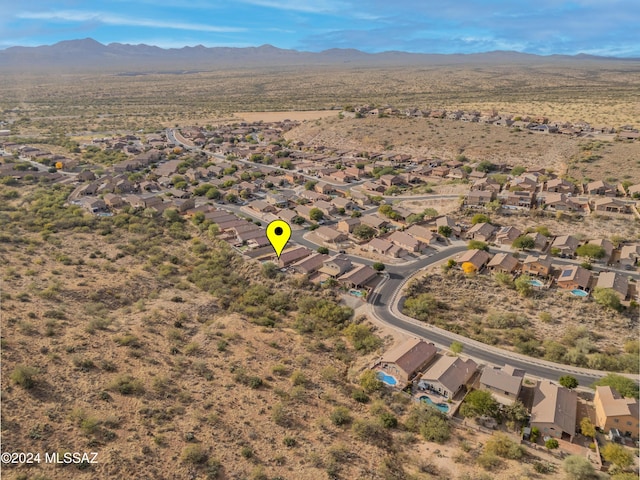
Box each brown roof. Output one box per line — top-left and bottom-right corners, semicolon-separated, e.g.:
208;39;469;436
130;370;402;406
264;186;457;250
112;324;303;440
531;381;577;434
278;246;312;265
420;356;477;393
596;386;639;417
381;338;437;378
457;249;491;269
479;366;523;396
487;252;520;272
338;264;378;287
596;271;628;296
557;265;591;288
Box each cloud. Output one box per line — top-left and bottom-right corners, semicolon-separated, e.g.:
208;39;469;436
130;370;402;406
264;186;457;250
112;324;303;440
16;10;246;33
233;0;343;14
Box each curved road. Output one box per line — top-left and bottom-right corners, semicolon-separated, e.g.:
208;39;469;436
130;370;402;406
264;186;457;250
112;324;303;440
168;128;639;387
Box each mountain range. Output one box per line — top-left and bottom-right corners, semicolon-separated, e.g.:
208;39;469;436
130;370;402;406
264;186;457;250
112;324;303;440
1;38;637;72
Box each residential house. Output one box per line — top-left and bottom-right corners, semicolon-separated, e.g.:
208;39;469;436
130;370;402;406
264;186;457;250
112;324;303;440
593;197;631;214
479;365;524;405
405;225;439;245
103;193;123;209
337;217;361;234
431;166;450;177
380;174;404;187
487;253;520;274
331;197;354;211
585;180;616;197
466;190;495;207
494;226;522;245
291;253;328;275
315;226;348;244
367;238;403;258
545;178;575;194
471;177;501;193
377;338;438;385
319;255;353;277
417;356;478;399
465;222;496;242
456;249;491;272
277;209;298;224
499;190;535;210
522;255;552;277
434;216;461;237
509;175;538;192
278;246;312;268
556;265;592;291
527;233;549;251
619;244;640;269
530;381;578;441
338;264;378;289
540;192;580;212
596;271;628;300
593;386;639;438
249;200;276;214
551;235;580;257
77;197;106;214
314;200;337;217
588;238;614;264
360;215;390;231
314;182;335;195
388;231;423;253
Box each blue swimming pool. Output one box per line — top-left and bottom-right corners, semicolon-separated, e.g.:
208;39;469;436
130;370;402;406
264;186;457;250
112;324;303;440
571;289;588;297
419;396;450;413
529;279;543;287
377;371;397;386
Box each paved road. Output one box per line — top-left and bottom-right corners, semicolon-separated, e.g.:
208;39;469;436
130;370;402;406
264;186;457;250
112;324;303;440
369;246;639;386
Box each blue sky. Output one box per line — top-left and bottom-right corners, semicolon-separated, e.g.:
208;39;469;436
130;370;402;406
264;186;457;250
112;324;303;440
1;0;638;56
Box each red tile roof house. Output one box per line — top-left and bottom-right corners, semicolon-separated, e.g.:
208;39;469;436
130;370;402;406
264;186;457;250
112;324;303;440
596;271;629;300
375;338;438;387
479;365;524;405
367;238;404;258
487;253;520;274
417;356;478;400
277;246;312;268
456;249;491;272
521;254;552;277
556;265;592;292
550;235;580;257
388;230;424;253
465;222;496;242
531;381;578;442
338;264;378;289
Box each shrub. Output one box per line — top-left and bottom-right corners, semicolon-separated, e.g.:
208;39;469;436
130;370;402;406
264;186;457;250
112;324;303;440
477;452;503;470
182;445;208;464
343;323;382;353
359;370;383;393
379;412;398;429
563;455;595;479
11;365;38;389
351;419;391;447
283;436;297;447
330;406;352;426
405;404;450;443
240;446;253;459
108;374;144;395
545;438;559;449
352;389;370;403
484;433;524;459
290;370;307;386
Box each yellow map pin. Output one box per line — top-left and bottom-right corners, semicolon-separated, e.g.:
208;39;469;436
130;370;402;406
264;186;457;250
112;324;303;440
266;220;292;258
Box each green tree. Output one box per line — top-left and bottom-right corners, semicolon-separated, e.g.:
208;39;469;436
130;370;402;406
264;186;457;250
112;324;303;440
353;224;376;240
512;235;535;250
304;180;317;190
601;443;633;469
471;213;490;225
309;208;324;221
438;225;452;237
317;246;329;254
593;374;639;399
422;208;438;218
450;341;463;355
484;433;525;459
372;262;385;272
545;438;559;450
563;455;595;479
502;400;528;427
467;240;489;251
580;417;596;438
330;406;352;426
360;370;384;393
593;287;622;311
511;165;526;176
514;274;533;297
575;244;606;260
406;213;424;224
559;375;578;390
459;389;499;418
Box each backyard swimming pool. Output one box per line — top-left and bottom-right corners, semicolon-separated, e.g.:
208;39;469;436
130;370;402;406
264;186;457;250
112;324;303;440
377;371;397;386
419;396;450;413
571;289;588;297
529;279;544;287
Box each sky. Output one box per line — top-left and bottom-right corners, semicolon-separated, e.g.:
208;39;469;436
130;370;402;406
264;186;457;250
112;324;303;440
1;0;638;57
